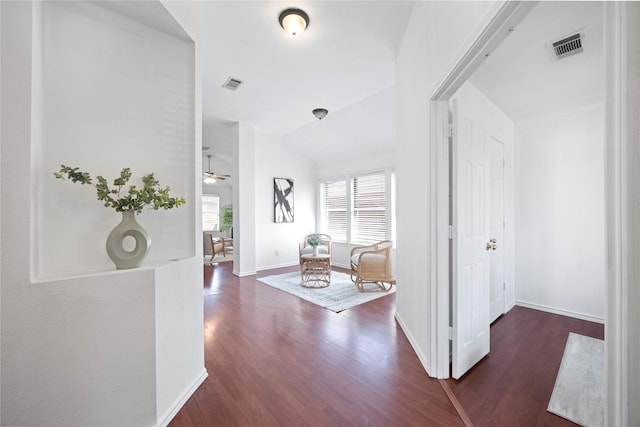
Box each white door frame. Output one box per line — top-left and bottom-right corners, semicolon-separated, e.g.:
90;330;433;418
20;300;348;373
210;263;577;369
428;0;537;380
603;3;634;425
427;0;629;423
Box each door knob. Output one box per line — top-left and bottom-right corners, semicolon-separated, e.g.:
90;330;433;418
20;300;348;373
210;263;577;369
486;241;498;251
490;238;496;243
486;242;493;251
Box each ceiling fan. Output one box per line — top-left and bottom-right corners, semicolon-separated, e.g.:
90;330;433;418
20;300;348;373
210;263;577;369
203;154;230;184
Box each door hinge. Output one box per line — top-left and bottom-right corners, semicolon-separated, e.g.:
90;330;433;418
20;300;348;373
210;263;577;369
503;220;506;229
448;326;454;341
448;225;453;239
448;123;454;138
503;282;506;291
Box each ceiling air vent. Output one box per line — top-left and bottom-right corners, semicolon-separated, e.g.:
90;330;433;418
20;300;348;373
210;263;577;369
222;77;243;91
548;30;585;61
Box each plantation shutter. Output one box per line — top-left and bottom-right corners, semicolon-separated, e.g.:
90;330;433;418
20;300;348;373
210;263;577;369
322;180;347;242
352;172;386;244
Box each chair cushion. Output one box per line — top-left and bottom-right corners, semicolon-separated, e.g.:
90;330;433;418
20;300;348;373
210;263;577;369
301;245;329;255
351;252;385;267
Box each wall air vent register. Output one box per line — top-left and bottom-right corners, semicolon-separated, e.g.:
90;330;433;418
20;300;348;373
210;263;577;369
222;77;243;91
548;30;585;61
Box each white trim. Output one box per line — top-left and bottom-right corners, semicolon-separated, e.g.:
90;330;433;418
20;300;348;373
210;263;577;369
395;312;431;375
157;369;208;427
515;301;604;325
256;262;298;272
233;270;257;277
604;2;628;426
505;300;516;313
431;99;450;378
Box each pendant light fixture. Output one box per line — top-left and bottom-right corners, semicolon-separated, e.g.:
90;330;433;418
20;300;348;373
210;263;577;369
312;108;328;120
279;8;309;36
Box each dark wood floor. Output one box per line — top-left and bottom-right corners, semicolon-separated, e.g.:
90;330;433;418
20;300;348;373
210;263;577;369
447;305;604;426
169;262;604;426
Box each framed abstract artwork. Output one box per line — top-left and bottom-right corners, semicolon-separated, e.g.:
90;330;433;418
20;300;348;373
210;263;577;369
274;178;294;223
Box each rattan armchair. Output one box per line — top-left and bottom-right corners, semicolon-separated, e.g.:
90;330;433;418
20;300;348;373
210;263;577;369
207;234;226;263
299;234;332;264
350;240;395;292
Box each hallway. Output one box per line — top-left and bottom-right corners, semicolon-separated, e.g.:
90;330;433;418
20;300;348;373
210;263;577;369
169;263;603;426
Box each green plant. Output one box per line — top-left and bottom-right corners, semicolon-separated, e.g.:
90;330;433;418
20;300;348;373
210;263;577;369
220;204;233;231
307;234;322;247
54;165;186;214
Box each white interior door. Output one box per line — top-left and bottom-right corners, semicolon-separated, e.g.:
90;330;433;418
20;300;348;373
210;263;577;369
489;137;505;323
452;99;491;379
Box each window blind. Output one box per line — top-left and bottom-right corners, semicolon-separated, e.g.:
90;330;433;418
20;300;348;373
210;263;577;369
352;173;386;244
321;180;347;242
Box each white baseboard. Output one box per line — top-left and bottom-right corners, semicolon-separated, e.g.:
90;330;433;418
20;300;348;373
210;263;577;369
233;269;257;277
157;368;208;427
394;312;435;377
515;300;604;324
256;261;299;272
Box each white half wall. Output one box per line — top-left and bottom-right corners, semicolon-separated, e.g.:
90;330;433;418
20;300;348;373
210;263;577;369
1;2;205;425
255;132;316;271
514;103;605;322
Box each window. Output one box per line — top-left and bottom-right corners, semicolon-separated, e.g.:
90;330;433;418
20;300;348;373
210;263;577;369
352;173;386;244
320;180;347;242
202;195;220;231
320;170;395;244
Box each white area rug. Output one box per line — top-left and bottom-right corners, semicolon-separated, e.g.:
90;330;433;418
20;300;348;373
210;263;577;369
203;253;233;264
257;271;395;313
548;332;604;427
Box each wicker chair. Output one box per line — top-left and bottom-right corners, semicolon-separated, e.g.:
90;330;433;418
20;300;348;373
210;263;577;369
207;234;226;263
299;234;332;264
350;240;395;292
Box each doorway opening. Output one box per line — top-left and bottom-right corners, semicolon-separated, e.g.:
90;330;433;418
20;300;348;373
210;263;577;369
433;1;607;381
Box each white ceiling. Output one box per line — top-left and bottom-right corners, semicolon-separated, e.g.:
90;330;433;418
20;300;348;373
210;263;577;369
200;1;604;170
201;1;415;163
470;1;603;121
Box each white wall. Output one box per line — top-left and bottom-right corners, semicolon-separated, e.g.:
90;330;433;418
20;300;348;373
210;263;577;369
1;2;205;425
395;0;500;375
451;81;516;311
232;122;257;276
515;103;606;322
255;133;316;271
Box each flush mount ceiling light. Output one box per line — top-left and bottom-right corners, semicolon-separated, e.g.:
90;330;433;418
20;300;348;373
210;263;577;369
312;108;328;120
279;8;309;36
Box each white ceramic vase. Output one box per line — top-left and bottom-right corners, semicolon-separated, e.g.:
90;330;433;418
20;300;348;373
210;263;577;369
106;210;151;269
312;245;319;256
